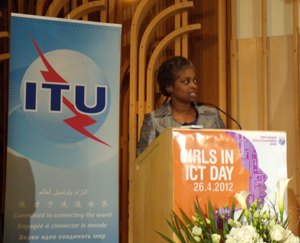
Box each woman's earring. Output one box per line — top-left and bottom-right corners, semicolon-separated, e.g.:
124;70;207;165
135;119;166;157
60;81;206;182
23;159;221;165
169;90;172;94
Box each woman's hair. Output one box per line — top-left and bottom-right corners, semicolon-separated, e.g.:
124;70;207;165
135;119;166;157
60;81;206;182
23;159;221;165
157;56;195;97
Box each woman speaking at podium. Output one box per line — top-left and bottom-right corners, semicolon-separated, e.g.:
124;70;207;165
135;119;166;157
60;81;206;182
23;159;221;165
137;56;225;156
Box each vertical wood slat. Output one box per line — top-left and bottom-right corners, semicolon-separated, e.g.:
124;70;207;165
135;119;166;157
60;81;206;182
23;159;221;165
218;0;227;126
120;87;129;243
82;0;88;20
174;0;188;57
18;0;25;13
181;0;188;58
1;62;8;212
292;0;300;198
28;0;35;14
101;8;107;22
0;62;8;213
175;0;181;56
128;2;158;243
108;0;116;23
0;0;11;214
71;0;77;10
129;0;157;164
230;0;238;128
64;2;70;17
261;0;269;130
159;2;166;67
116;0;122;25
36;0;46;15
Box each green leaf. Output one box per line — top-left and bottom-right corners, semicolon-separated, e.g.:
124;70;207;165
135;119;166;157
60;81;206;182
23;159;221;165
207;200;218;233
283;211;292;228
173;213;197;243
179;208;193;230
237;209;245;221
192;201;212;241
225;201;235;234
156;231;176;243
230;201;236;219
169;215;186;242
193;202;205;221
222;219;228;237
157;214;185;243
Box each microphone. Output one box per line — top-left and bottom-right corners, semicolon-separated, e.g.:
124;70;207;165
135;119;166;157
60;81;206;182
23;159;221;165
196;102;242;130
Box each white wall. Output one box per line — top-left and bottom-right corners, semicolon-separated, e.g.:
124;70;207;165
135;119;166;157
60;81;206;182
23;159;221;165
236;0;295;39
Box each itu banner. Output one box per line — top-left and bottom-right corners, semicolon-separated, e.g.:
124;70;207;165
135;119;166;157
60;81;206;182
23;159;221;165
4;13;121;242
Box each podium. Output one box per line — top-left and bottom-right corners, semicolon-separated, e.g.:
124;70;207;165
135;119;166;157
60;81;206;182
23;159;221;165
130;128;287;243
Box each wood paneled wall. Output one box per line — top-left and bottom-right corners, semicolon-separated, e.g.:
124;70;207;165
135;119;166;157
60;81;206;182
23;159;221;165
238;34;299;232
233;0;300;233
1;0;300;242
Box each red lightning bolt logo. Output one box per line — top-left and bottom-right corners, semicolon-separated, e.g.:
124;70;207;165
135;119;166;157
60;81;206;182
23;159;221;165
30;35;111;147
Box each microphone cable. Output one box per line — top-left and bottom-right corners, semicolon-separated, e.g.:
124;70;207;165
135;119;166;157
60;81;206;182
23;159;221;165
197;102;242;130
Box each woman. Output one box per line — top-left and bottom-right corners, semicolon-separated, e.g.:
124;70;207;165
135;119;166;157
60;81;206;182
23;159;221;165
137;56;225;156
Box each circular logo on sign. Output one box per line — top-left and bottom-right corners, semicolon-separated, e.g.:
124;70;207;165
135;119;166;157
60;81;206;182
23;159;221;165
278;137;286;145
20;49;110;144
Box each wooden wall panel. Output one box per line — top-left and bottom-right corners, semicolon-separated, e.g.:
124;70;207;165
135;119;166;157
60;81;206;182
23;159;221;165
229;0;238;129
0;1;10;216
192;0;220;106
237;34;300;234
218;0;227;125
269;36;294;131
261;0;269;130
268;35;299;232
238;38;263;130
235;0;300;232
293;0;300;200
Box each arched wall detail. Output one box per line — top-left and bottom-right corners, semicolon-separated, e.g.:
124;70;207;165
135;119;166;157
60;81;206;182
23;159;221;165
46;0;69;17
137;2;194;138
127;1;201;242
146;24;201;115
66;1;107;21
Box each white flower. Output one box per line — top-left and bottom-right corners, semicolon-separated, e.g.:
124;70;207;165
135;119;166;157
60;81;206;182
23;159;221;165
284;230;300;243
225;225;264;243
270;224;287;241
192;225;202;236
211;233;221;243
275;177;293;221
270;226;299;243
234;191;251;219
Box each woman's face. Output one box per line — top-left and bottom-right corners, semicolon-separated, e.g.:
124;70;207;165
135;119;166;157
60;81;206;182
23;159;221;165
167;67;197;104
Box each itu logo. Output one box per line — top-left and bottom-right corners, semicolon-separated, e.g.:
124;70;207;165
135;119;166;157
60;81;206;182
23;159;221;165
20;36;111;146
278;137;286;145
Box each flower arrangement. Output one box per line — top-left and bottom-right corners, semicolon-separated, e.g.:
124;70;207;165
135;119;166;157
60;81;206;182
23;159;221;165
158;178;299;243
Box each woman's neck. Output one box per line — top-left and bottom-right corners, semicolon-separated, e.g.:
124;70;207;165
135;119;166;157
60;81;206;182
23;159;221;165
171;99;193;112
171;100;196;124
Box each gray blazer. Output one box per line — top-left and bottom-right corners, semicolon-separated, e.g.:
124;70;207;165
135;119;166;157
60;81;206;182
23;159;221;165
137;101;226;156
